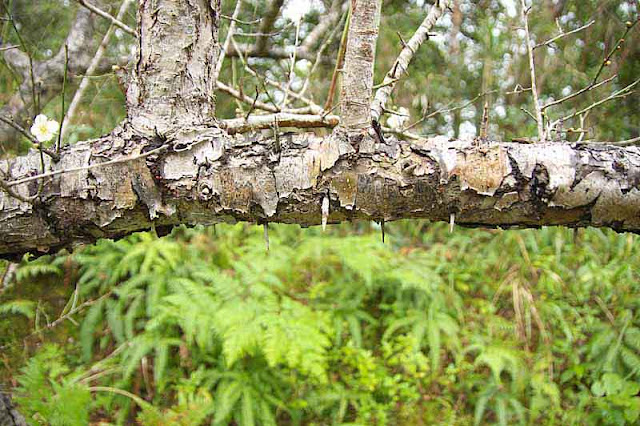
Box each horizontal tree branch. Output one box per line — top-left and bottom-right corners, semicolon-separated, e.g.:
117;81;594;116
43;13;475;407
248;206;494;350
1;124;639;258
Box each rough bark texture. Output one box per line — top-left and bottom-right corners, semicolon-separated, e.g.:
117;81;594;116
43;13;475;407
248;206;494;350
0;393;26;426
1;129;639;258
340;0;382;132
126;0;221;135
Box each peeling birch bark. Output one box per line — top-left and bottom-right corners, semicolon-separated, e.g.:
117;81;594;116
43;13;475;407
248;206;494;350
340;0;382;132
1;130;639;258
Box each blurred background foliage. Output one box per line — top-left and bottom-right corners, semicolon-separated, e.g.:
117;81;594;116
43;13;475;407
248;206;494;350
1;224;639;424
1;0;639;424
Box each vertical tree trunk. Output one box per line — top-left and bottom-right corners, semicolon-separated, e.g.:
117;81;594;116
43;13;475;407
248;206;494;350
127;0;221;135
340;0;382;133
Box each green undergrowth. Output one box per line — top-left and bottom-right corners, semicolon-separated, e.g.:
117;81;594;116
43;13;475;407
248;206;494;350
1;222;639;425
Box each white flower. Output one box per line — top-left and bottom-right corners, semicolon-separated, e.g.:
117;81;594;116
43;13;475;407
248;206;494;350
386;107;410;130
283;0;312;23
30;114;59;143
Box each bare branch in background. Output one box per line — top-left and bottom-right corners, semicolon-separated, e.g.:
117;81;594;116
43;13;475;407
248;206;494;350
227;41;322;62
229;37;323;113
0;6;129;146
324;5;350;112
216;81;320;115
541;75;617;111
73;0;136;36
299;9;346;100
533;20;594;50
300;0;344;53
520;0;545;141
254;0;285;54
213;0;243;84
591;19;638;86
554;78;639;124
610;136;640;146
371;0;450;122
61;0;135;142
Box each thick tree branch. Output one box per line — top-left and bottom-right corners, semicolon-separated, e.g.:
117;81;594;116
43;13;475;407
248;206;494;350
2;0;638;261
1;128;639;258
300;0;344;53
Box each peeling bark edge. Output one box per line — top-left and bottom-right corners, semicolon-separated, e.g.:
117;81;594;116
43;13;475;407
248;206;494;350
0;124;639;258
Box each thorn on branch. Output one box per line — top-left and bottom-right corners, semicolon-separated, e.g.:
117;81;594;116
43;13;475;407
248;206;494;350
321;195;329;231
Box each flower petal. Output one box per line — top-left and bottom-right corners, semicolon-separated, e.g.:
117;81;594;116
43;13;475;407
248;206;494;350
46;119;59;134
34;114;48;126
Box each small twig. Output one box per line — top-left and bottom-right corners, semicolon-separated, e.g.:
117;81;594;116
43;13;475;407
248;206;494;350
0;116;60;161
245;87;260;120
520;107;538;123
0;175;34;203
3;143;170;189
281;18;302;108
57;44;69;154
298;9;346;99
556;78;639;123
0;44;18;51
479;100;490;139
73;0;136;36
221;14;260;25
533;20;595;49
403;90;493;132
324;4;351;112
230;37;278;109
2;3;39;116
373;78;400;90
607;136;640;146
541;74;616;111
576;111;590;143
506;84;531;95
235;22;294;38
592;19;638;86
521;0;545;141
213;0;242;84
